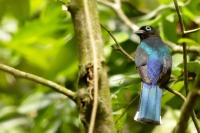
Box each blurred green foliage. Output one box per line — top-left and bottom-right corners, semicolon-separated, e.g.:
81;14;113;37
0;0;200;132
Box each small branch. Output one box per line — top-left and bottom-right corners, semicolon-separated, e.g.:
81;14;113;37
184;28;200;34
173;0;185;35
139;0;191;21
173;0;189;95
101;24;134;61
173;91;200;133
165;86;200;132
112;43;135;62
114;3;139;31
98;0;139;31
0;63;76;100
191;111;200;133
98;0;114;8
172;3;200;131
173;0;200;94
164;40;200;53
138;4;174;20
173;46;200;53
165;86;186;101
82;1;99;133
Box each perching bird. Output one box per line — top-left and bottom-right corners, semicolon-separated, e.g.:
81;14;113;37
134;26;172;124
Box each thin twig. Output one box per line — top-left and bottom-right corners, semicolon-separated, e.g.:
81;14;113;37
165;86;186;101
0;63;76;100
138;4;174;21
164;40;200;53
173;0;189;95
184;28;200;34
101;24;135;61
139;0;192;21
98;0;114;8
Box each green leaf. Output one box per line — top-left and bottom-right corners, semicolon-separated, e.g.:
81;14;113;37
18;93;61;114
187;61;200;72
113;108;127;130
172;54;183;68
178;38;199;46
0;106;17;119
0;117;31;132
172;67;182;77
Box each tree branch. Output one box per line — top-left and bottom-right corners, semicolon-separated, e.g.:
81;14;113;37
174;91;200;133
98;0;139;31
101;24;134;61
0;63;76;100
165;86;200;133
139;0;192;21
184;28;200;34
173;0;189;95
164;40;200;53
138;4;174;21
191;111;200;133
165;86;186;101
82;1;99;133
70;0;114;132
173;1;200;131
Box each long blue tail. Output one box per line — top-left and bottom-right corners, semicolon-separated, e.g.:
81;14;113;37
134;82;162;124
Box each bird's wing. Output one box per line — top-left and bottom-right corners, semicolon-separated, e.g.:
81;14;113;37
135;44;148;67
159;55;172;86
135;43;151;84
138;65;151;84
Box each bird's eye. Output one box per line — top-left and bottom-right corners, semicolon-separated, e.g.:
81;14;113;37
145;26;151;31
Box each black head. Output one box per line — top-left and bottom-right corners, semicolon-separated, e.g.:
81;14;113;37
135;26;156;40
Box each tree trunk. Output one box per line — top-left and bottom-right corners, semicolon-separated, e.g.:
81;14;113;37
69;0;115;132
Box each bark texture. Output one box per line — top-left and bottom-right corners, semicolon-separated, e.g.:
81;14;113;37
69;0;115;132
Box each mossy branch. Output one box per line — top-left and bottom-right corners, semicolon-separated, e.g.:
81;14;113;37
70;0;114;132
173;91;200;133
0;63;76;101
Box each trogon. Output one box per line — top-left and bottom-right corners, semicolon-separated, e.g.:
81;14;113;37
134;26;172;124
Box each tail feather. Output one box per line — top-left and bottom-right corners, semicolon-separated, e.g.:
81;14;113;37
134;82;162;124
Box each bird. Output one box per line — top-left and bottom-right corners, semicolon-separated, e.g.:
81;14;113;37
134;25;172;124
